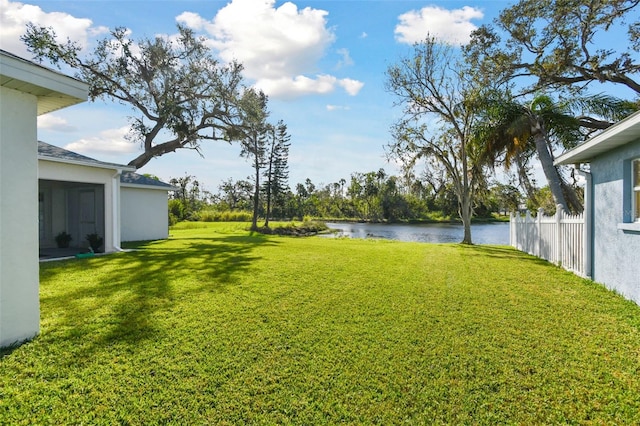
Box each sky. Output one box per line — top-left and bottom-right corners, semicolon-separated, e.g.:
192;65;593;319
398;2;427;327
1;0;521;193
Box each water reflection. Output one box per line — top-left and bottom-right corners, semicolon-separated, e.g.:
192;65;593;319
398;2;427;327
324;222;510;245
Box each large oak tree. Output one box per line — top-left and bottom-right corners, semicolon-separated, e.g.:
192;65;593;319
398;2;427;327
23;24;248;169
465;0;640;96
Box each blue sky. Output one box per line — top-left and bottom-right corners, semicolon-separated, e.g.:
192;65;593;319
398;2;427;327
2;0;509;192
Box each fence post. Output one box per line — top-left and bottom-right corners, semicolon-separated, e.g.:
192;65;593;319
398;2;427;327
555;204;563;266
509;212;514;247
525;210;532;254
537;208;543;258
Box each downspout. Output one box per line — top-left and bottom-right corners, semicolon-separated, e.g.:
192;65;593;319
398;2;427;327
112;168;123;252
575;166;593;279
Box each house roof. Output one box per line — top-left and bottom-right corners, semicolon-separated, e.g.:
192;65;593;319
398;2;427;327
121;171;176;191
38;141;174;190
38;141;135;172
555;110;640;165
0;49;88;115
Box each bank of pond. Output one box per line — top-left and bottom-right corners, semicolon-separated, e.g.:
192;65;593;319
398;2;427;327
324;221;510;245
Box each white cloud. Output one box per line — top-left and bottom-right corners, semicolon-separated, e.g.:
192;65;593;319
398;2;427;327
177;0;363;99
338;78;364;96
395;6;483;46
255;74;336;99
37;114;77;132
326;104;351;111
360;32;368;39
255;74;363;100
174;11;209;32
336;48;353;68
0;0;108;57
64;126;139;158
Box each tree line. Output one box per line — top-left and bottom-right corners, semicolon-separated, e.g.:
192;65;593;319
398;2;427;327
23;0;640;243
167;169;529;225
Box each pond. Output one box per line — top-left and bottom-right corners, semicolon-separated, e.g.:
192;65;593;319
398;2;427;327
324;221;510;245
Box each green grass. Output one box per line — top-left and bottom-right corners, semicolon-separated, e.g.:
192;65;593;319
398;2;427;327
2;222;640;424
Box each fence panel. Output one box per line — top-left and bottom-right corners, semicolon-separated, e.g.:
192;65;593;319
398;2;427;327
510;205;586;277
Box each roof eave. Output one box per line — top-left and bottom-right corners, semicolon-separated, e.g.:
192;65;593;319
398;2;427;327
121;183;178;191
0;49;88;115
38;155;136;172
555;111;640;166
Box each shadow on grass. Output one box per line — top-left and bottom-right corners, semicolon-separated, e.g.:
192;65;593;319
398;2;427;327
458;244;555;267
38;233;277;358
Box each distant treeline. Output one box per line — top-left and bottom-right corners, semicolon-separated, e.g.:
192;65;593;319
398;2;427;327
167;169;556;225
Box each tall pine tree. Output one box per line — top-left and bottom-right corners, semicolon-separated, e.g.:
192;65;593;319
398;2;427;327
263;120;291;227
238;89;269;230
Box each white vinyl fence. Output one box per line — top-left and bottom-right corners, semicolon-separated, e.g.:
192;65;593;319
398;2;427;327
510;205;588;277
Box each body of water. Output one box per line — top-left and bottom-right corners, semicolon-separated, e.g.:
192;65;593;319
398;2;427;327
324;221;510;245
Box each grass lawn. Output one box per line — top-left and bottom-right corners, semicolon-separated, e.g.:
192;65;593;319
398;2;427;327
2;222;640;424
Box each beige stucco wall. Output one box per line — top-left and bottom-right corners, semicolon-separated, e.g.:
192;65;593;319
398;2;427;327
0;86;40;347
39;160;122;252
121;186;170;242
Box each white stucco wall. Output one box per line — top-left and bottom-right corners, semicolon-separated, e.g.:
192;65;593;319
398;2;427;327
0;86;40;347
1;50;87;348
121;186;170;242
590;141;640;304
39;161;121;252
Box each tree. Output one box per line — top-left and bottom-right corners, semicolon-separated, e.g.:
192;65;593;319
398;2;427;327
23;24;247;169
465;0;640;96
481;182;523;215
217;178;253;211
237;89;269;230
464;0;639;213
386;38;487;244
380;175;410;221
474;91;636;212
168;174;207;221
262;120;291;227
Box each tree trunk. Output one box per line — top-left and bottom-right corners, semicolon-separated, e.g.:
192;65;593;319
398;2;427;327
561;179;584;214
264;165;273;228
459;193;473;244
516;155;537;203
128;138;184;169
264;192;271;228
459;139;473;245
531;128;569;213
251;159;260;231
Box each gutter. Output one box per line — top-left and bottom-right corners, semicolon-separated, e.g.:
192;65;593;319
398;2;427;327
112;168;123;252
120;183;179;191
575;166;593;279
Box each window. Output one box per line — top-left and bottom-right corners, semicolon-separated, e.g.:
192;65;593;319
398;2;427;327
634;159;640;222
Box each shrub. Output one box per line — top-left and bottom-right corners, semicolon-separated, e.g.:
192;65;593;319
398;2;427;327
54;231;72;248
256;220;329;236
86;233;104;252
196;209;253;222
168;212;179;226
168;199;186;222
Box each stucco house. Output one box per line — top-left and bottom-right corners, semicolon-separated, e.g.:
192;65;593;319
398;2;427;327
1;49;175;347
38;142;175;255
556;110;640;304
120;171;176;242
1;49;88;347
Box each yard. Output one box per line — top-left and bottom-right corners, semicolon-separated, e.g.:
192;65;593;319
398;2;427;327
1;222;639;424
